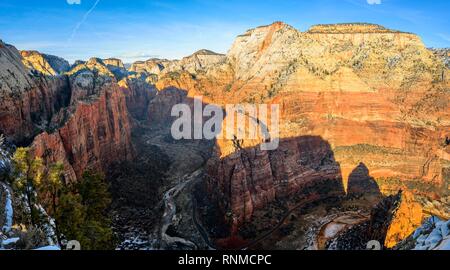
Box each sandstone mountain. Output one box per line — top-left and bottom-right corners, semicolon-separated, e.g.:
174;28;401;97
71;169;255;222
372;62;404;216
129;58;168;75
128;49;225;77
153;22;449;225
21;50;70;76
0;42;136;181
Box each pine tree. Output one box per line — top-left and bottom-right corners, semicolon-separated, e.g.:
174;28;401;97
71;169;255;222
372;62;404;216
77;171;112;222
11;147;45;226
10;147;115;250
54;192;89;248
77;171;115;250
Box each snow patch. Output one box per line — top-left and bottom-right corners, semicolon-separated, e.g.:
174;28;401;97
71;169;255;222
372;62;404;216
1;183;13;232
324;223;347;238
36;204;58;246
34;245;61;251
412;217;450;250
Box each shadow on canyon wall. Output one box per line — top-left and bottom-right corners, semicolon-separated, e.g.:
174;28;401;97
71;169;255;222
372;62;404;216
78;84;390;250
347;162;383;198
202;136;386;249
129;87;393;250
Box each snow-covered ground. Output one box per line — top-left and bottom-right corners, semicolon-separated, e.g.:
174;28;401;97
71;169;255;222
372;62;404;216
37;204;58;246
1;183;13;232
412;217;450;250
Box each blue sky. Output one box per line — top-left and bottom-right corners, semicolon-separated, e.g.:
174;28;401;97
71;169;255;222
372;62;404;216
0;0;449;63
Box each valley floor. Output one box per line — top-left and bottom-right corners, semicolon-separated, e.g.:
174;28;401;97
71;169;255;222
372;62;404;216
110;123;214;250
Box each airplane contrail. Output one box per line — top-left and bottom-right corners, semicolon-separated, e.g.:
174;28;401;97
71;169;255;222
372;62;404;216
68;0;101;44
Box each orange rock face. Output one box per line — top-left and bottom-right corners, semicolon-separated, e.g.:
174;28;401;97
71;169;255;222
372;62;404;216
157;22;449;225
384;191;423;248
1;22;448;242
119;77;157;121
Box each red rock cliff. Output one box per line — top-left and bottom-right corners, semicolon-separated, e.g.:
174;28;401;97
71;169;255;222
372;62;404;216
31;70;134;181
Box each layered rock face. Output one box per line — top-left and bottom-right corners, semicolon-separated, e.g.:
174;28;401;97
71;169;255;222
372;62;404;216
103;58;128;80
103;58;125;69
164;49;226;74
68;57;116;78
28;58;136;181
0;42;71;144
118;76;157;121
31;73;134;181
1;21;448;247
1;41;136;181
129;59;168;75
152;22;449;225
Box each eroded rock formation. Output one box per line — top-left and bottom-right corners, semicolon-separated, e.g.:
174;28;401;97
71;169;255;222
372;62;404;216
0;21;448;248
31;74;134;181
0;41;71;144
1;42;135;181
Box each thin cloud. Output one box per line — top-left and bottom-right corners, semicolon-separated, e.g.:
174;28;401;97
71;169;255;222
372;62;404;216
67;0;101;44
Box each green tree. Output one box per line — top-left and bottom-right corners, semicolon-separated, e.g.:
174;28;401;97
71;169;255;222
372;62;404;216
11;147;45;226
77;171;115;250
56;170;115;250
38;162;65;245
78;171;112;221
54;192;89;247
10;148;115;250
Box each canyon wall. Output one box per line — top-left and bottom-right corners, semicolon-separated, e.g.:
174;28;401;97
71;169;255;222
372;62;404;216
29;62;136;182
1;43;135;181
31;75;134;181
0;41;71;144
21;50;70;76
152;22;449;224
207;135;345;225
